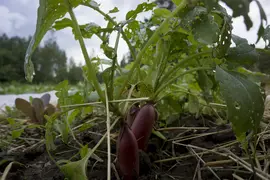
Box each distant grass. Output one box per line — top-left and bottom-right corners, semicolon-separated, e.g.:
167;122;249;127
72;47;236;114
0;82;82;95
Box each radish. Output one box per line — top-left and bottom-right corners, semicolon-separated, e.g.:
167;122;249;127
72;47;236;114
131;103;157;151
126;104;140;127
117;122;139;179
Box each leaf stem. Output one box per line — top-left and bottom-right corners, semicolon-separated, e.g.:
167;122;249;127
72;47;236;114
154;67;212;97
116;0;188;99
109;28;121;100
64;0;105;103
104;83;111;180
158;51;212;89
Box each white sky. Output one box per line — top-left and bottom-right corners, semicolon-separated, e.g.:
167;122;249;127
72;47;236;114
0;0;269;66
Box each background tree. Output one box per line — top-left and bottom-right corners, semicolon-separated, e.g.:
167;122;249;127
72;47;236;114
67;57;84;84
0;34;83;84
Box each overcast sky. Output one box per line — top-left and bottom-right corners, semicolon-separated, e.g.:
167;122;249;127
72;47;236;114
0;0;270;65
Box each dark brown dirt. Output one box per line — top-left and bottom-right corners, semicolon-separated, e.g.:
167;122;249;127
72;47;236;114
0;114;258;180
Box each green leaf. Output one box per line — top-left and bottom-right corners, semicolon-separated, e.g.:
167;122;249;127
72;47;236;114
192;14;220;44
215;66;264;141
101;67;112;85
80;23;102;39
236;67;269;83
1;162;14;180
263;25;270;45
197;70;213;92
7;118;15;126
80;145;89;158
53;19;107;40
24;0;86;82
148;38;170;90
67;109;80;125
137;82;154;98
227;35;259;65
181;6;219;44
181;6;208;29
60;158;88;180
202;0;219;11
53;18;73;30
188;94;200;114
100;43;115;59
78;123;95;132
153;8;172;18
55;80;70;106
109;7;119;13
254;0;267;43
214;5;232;58
152;130;167;140
70;92;84;104
255;0;267;22
45;114;57;151
126;2;156;20
12;129;24;139
156;94;183;123
0;162;23;180
81;106;93;116
172;0;182;6
54;120;69;143
60;146;98;180
221;0;252;30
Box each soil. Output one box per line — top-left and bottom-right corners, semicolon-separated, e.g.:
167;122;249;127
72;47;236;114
1;96;270;180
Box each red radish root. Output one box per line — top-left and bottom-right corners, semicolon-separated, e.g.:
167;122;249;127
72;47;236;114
117;122;139;180
131;103;157;151
126;104;140;127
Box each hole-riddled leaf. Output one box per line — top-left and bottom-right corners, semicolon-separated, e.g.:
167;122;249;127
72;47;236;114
226;35;259;65
215;66;264;141
193;14;220;44
181;6;219;45
214;5;232;58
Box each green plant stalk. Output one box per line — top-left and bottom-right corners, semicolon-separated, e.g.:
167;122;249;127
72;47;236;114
64;0;105;103
155;67;212;98
81;2;136;61
158;51;212;90
104;85;111;180
116;0;188;99
109;28;121;100
154;39;170;91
